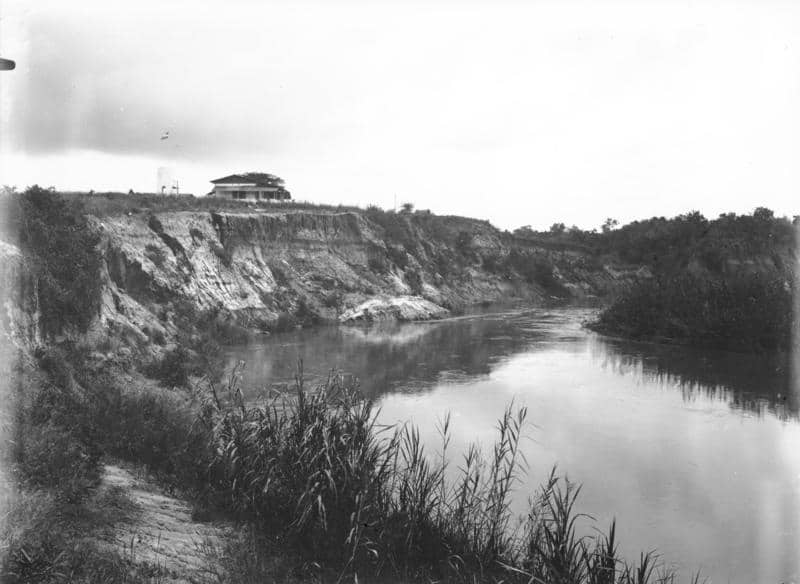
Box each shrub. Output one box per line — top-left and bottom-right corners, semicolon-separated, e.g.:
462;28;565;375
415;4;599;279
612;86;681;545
2;186;103;336
455;230;477;262
295;298;319;328
144;243;168;267
405;268;424;296
482;252;504;274
386;245;409;269
274;312;297;333
149;326;167;345
14;423;100;502
322;291;342;309
86;373;208;488
368;255;389;274
270;263;289;287
591;273;794;352
530;260;568;296
143;346;192;388
211;241;233;267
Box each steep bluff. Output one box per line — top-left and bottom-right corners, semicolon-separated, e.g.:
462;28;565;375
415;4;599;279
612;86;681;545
90;208;635;342
0;241;40;347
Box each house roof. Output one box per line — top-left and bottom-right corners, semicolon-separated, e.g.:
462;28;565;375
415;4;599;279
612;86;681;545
210;172;286;187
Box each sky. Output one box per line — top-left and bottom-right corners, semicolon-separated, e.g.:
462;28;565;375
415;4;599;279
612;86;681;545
1;0;799;230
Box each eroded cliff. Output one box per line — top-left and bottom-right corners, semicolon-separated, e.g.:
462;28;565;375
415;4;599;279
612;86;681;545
88;207;636;343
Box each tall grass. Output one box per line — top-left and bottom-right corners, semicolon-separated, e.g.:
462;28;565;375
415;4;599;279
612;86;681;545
201;364;699;583
61;191;364;217
4;343;702;583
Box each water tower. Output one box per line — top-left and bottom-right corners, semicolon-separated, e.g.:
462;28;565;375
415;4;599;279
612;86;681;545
156;167;181;195
156;167;173;195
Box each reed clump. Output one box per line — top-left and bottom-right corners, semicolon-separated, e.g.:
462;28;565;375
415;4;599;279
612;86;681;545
201;364;700;583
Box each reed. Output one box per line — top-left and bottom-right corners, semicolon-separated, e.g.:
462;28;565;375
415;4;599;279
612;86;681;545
201;364;701;583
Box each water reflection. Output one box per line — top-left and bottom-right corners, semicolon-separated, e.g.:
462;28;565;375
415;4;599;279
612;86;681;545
229;308;797;420
589;336;798;420
225;308;800;584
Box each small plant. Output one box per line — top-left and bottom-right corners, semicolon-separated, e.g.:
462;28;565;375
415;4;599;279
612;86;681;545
405;268;424;296
145;243;168;268
368;255;389;274
323;291;342;309
273;312;297;333
211;241;233;267
455;230;477;262
143;346;192;388
482;252;504;274
386;245;409;269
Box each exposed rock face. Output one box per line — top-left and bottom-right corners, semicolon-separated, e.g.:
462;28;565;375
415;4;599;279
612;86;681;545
0;240;40;347
339;296;449;323
0;208;641;345
1;205;654;350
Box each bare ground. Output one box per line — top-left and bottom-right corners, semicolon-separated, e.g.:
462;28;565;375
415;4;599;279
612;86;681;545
94;464;228;583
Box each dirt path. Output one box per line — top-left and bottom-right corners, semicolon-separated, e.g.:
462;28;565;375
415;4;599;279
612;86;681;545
97;464;227;583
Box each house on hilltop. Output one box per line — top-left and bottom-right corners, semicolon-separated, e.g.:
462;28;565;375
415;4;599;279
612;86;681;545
209;173;292;201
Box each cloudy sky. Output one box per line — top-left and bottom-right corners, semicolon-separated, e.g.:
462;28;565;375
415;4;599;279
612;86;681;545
1;0;798;230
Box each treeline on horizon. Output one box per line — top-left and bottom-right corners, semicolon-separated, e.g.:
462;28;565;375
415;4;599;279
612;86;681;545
516;207;796;268
520;208;797;352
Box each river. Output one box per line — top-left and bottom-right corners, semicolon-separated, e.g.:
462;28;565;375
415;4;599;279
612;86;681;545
224;307;800;583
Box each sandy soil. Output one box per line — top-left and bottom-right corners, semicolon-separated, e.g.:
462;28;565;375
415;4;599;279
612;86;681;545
97;464;227;583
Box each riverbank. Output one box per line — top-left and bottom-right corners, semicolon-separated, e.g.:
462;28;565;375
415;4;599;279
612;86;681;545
3;339;707;584
586;272;795;354
4;187;793;582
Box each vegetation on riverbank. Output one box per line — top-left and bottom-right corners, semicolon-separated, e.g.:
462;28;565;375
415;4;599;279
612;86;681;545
7;187;789;581
589;273;795;352
1;186;103;337
3;342;701;583
539;208;798;352
198;367;705;583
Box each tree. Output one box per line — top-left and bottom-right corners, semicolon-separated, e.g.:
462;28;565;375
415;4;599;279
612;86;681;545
400;202;414;213
601;218;619;233
753;207;774;221
549;222;566;235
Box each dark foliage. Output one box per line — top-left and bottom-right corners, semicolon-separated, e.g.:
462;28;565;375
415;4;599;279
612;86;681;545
211;240;234;267
144;242;168;267
1;186;103;336
143;346;193;388
195;370;697;583
591;273;794;352
505;250;568;296
526;207;796;275
368;255;389;274
455;230;478;262
274;312;298;332
387;244;410;269
405;268;424;296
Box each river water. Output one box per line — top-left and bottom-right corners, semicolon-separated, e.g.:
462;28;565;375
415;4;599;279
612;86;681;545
225;307;800;583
